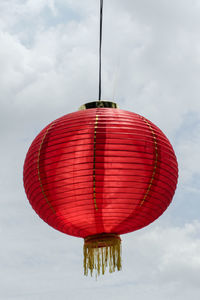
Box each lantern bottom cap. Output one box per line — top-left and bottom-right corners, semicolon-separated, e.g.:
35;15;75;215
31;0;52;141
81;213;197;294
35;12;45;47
83;233;122;277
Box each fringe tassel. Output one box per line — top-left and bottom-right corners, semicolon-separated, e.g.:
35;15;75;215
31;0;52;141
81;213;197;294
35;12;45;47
84;233;122;277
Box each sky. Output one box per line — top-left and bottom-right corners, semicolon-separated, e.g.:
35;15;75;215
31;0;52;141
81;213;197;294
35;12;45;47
1;0;200;299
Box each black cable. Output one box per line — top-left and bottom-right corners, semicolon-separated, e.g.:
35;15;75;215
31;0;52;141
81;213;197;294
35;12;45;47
98;0;103;101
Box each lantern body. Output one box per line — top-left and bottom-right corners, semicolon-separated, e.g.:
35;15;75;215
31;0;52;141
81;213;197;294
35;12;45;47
23;107;178;239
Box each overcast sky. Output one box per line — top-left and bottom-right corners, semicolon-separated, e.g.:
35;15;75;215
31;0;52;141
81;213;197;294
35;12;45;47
1;0;200;299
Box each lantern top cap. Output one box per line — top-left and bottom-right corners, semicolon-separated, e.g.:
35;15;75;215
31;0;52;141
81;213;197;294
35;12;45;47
79;100;118;110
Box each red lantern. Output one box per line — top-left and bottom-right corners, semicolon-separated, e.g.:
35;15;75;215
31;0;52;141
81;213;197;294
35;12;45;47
23;101;178;276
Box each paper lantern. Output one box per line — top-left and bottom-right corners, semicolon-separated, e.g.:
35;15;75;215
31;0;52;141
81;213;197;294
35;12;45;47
23;101;178;276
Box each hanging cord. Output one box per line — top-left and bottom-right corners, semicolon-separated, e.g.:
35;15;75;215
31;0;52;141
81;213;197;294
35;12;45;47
98;0;103;101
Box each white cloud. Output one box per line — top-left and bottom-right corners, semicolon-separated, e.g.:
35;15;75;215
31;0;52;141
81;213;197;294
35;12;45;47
1;219;200;299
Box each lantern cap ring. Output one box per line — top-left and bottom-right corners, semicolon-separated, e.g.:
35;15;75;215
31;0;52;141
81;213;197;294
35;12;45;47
79;100;118;110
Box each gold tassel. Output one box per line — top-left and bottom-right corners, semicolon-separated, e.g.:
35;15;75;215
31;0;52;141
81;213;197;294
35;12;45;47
84;233;122;277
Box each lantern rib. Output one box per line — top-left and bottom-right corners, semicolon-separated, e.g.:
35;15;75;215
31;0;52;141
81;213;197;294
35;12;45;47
93;115;99;210
36;178;175;197
38;179;173;198
34;147;175;162
31;192;172;219
27;170;175;200
26;130;175;154
35;189;171;218
49;206;165;220
24;157;177;183
37;123;56;214
53;211;164;237
25;167;177;198
26;156;176;173
25;175;176;212
24;158;178;185
47;208;167;233
33;129;169;142
51;209;160;228
140;118;159;207
47;201;165;210
49;206;166;220
34;188;172;205
24;149;177;174
35;127;170;144
27;170;175;203
29;175;176;190
28;135;174;157
31;136;172;151
34;164;177;180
